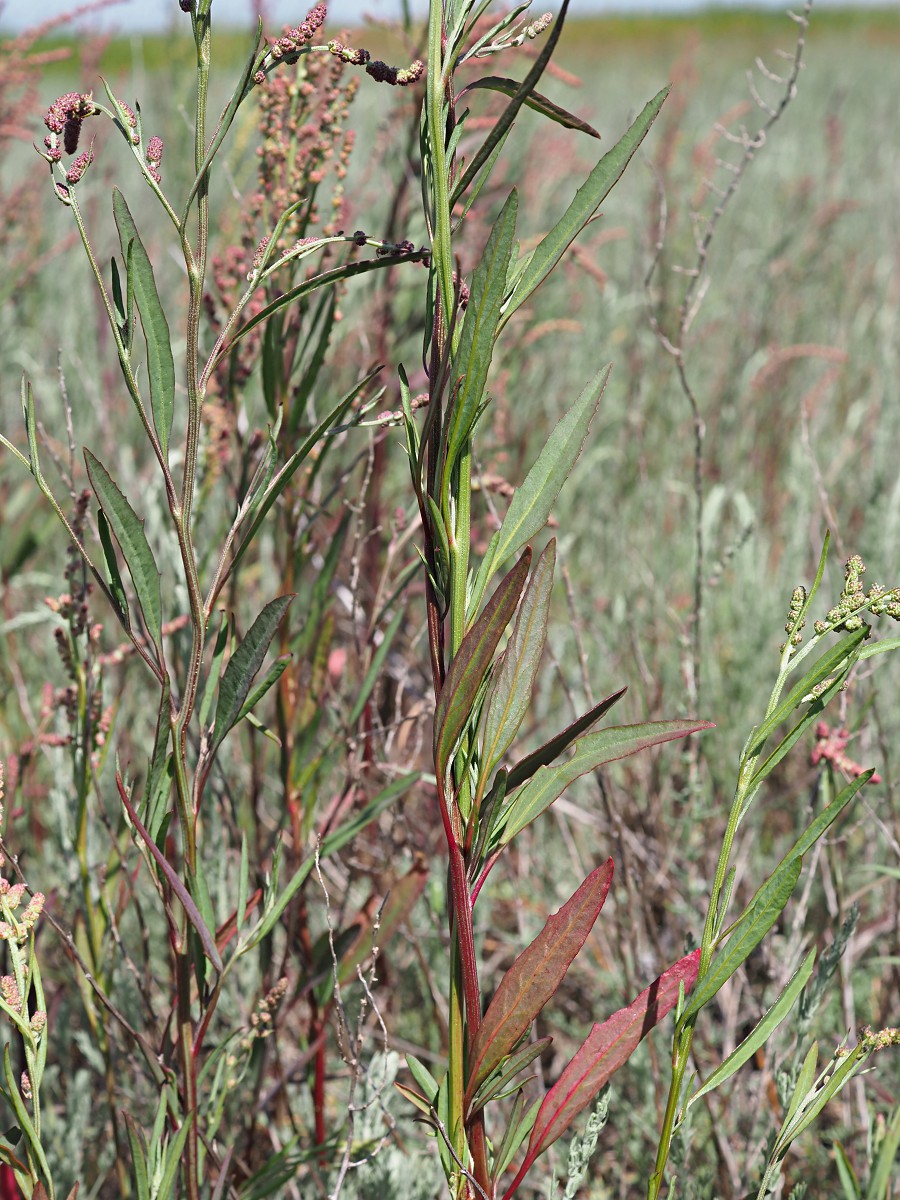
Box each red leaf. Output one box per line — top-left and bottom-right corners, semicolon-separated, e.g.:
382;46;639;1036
501;949;701;1198
0;1166;21;1200
465;860;613;1109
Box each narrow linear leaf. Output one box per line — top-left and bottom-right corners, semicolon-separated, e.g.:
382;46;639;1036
494;1093;541;1184
450;0;571;207
124;1113;151;1200
211;595;293;753
112;189;175;456
97;508;129;623
434;549;532;778
496;718;713;848
482;540;556;776
499;86;669;331
443;191;518;485
84;449;162;655
348;608;404;726
504;949;700;1193
118;775;223;974
748;628;868;756
679;857;802;1027
229;368;379;578
686;947;816;1111
466;859;613;1106
246;774;417;949
236;654;291;724
505;687;626;790
469;1037;552;1116
867;1101;900;1200
154;1114;194;1200
487;366;610;585
460;77;601;139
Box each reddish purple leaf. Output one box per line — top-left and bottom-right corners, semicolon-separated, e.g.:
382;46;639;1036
434;548;532;778
465;860;614;1109
500;949;701;1198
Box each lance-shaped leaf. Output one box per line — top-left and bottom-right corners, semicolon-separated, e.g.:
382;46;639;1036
434;549;532;779
112;189;175;456
476;366;610;605
494;718;713;849
442;191;518;491
747;627;868;758
466;859;613;1108
679;857;802;1027
482;539;555;776
685;947;816;1112
210;595;293;754
501;949;700;1197
84;449;163;656
459;77;601;139
506;688;626;790
498;86;669;333
450;0;571;208
682;769;867;1027
469;1036;552;1116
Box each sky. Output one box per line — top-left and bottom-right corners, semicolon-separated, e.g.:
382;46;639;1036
2;0;886;34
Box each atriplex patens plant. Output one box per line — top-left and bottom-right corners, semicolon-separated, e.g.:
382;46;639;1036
0;2;898;1199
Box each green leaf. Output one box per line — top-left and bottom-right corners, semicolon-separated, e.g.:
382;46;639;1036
123;1114;150;1200
245;774;417;950
494;718;712;848
229;369;377;578
434;549;532;779
493;1092;540;1183
679;857;802;1027
442;191;518;489
460;77;601;139
450;0;571;208
685;948;816;1111
502;950;700;1195
236;654;291;724
482;540;555;776
198;612;230;730
834;1143;862;1200
112;189;175;456
469;1036;552;1116
747;628;868;757
867;1101;900;1200
211;595;293;754
97;508;129;622
483;365;610;595
84;448;163;656
505;687;626;791
466;860;613;1106
154;1113;194;1200
499;86;669;332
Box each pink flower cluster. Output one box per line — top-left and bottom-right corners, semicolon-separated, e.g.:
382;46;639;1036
811;721;882;784
327;40;425;87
